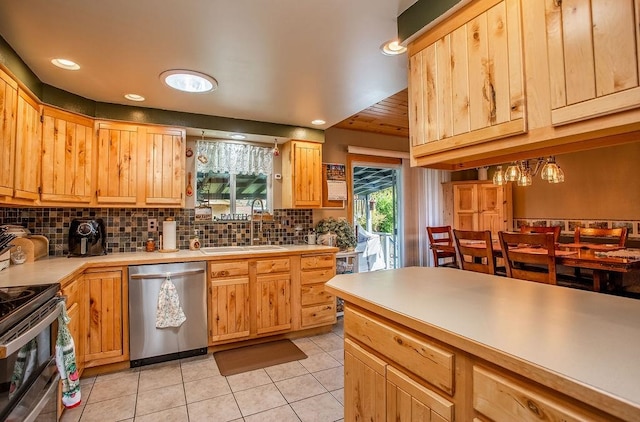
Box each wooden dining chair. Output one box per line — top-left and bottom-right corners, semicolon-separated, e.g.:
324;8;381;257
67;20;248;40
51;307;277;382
573;227;628;282
453;230;496;275
498;231;557;285
574;227;628;246
520;225;561;243
426;226;458;268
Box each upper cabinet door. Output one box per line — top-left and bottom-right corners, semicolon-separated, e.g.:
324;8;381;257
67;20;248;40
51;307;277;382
546;0;640;125
0;68;17;197
282;140;322;208
41;106;94;203
409;0;526;157
14;90;41;201
142;126;185;206
96;122;139;204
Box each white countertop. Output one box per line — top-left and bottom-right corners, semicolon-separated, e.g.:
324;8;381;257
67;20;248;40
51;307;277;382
0;245;338;287
326;267;640;416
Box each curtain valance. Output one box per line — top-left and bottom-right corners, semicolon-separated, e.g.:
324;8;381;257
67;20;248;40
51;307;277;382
196;141;273;176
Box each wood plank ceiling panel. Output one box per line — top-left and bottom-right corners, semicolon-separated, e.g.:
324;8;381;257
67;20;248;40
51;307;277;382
333;89;409;138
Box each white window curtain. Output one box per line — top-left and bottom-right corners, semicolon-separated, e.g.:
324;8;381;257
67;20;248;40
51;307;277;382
196;141;273;175
401;160;450;267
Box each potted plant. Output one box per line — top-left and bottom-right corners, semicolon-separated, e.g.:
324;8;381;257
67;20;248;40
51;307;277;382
315;217;357;251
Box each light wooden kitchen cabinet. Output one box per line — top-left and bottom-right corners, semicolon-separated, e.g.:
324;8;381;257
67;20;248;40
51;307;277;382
343;306;456;422
281;140;322;208
409;0;525;156
0;67;17;197
142;125;185;206
13;89;41;201
545;0;640;125
473;365;615;421
299;253;336;328
444;181;512;237
96;122;139;205
254;258;292;334
82;268;128;368
208;261;251;343
40;106;94;204
344;338;386;422
61;274;85;376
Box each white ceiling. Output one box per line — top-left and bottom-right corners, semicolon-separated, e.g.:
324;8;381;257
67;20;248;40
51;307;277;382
0;0;418;135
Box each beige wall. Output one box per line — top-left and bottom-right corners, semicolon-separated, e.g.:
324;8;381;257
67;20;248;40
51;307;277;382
512;142;640;220
314;128;410;223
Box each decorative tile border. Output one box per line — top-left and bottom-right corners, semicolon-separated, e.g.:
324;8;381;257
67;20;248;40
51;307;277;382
514;219;640;238
0;207;314;256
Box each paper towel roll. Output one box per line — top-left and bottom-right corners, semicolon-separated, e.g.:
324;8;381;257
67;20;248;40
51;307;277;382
162;219;177;251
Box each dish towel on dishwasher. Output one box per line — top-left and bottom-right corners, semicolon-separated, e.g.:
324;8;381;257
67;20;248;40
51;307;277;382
56;301;81;408
156;274;187;328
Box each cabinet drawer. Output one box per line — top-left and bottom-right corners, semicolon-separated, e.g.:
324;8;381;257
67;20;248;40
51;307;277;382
256;258;290;274
473;366;612;422
209;261;249;278
301;283;335;306
301;254;335;270
62;278;82;307
301;268;334;285
345;306;455;396
301;303;336;327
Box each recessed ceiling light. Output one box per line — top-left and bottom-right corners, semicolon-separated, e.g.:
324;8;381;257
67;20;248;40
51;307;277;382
124;93;145;102
230;134;246;140
311;119;326;125
51;58;80;70
160;69;218;93
380;40;407;56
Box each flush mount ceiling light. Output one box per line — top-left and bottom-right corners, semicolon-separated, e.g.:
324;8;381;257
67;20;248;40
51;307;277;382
160;69;218;93
124;93;145;102
380;40;407;56
230;134;246;140
311;119;326;125
51;58;80;70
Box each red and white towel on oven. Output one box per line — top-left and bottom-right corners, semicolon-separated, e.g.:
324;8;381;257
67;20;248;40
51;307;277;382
56;302;81;408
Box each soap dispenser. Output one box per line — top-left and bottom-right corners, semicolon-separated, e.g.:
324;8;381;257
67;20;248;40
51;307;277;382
189;230;201;250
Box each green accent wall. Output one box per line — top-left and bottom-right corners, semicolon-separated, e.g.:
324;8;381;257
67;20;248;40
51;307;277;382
0;35;323;142
398;0;462;42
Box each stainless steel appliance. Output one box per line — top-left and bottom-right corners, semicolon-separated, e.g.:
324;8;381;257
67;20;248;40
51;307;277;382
128;262;208;367
0;283;62;422
68;219;106;257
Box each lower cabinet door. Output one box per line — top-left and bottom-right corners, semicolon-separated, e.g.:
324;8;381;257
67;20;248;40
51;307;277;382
208;277;251;343
344;338;386;422
255;273;291;334
386;366;454;422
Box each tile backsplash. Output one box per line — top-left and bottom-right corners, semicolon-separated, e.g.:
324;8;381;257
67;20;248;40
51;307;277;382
0;208;314;256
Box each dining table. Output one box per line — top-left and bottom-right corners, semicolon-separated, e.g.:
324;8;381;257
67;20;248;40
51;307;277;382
460;239;640;292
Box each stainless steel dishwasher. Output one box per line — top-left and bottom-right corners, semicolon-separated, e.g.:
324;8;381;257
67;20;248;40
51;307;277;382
129;261;208;367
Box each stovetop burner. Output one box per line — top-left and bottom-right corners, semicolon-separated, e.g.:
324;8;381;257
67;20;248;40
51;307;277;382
0;284;60;334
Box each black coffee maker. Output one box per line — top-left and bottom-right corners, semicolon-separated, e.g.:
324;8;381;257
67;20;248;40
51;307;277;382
68;219;107;256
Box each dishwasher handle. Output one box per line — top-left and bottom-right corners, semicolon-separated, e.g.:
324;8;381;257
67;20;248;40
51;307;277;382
130;268;205;279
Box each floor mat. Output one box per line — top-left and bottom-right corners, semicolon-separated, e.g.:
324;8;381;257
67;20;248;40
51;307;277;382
213;339;307;376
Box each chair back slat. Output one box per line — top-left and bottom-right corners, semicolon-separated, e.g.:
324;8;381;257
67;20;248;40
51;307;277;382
520;225;561;243
574;227;627;246
499;231;557;284
453;230;495;275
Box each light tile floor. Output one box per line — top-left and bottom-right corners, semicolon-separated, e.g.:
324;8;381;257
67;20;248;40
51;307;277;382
61;318;345;422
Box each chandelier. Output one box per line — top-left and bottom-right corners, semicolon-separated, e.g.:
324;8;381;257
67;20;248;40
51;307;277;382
492;156;565;187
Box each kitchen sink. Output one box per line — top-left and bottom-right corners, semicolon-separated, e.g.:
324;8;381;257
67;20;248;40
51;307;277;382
200;245;286;255
200;246;245;255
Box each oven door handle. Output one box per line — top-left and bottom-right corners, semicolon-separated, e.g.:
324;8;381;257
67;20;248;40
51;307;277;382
22;369;60;422
0;303;62;358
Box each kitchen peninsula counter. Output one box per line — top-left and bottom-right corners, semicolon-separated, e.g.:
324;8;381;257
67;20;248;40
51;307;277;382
326;267;640;421
0;245;338;287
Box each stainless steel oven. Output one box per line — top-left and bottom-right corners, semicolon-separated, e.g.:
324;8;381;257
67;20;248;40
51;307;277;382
0;284;62;422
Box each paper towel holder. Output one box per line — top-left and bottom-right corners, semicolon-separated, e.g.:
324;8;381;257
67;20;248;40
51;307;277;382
159;217;179;253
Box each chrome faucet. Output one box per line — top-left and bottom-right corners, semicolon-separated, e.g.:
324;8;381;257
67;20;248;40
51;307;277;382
250;198;264;245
